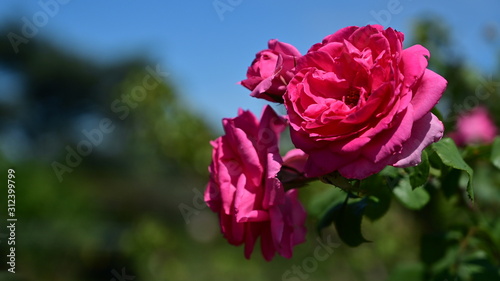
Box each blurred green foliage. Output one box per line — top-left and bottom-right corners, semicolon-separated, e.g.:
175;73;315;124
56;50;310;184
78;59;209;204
0;17;499;281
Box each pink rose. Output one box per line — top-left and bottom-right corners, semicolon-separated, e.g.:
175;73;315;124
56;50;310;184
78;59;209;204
204;105;307;261
449;106;498;146
240;39;301;102
284;25;446;179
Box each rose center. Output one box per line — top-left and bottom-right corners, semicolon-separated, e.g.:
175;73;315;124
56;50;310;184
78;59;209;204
343;88;360;107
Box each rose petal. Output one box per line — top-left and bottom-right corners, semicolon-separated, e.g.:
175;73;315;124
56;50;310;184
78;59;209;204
400;45;430;88
297;51;336;72
225;126;263;187
221;211;245;245
304;149;359;178
260;225;276;261
391;112;444;167
270;207;284;250
321;26;359;44
249;76;274;98
363;105;414;163
410;69;447;121
244;223;261;259
269;39;301;57
338;155;391;179
286;190;307;245
282;149;308;173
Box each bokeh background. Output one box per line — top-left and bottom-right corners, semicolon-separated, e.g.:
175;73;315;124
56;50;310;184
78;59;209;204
0;0;499;280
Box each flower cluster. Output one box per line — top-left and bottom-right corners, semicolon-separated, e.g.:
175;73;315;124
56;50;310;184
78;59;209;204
205;25;447;260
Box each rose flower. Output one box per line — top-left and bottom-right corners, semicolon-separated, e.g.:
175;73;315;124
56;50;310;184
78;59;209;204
449;106;498;146
284;25;446;179
240;39;301;102
204;105;307;261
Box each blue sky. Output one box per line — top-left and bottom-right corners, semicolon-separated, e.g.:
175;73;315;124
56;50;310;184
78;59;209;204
1;0;499;130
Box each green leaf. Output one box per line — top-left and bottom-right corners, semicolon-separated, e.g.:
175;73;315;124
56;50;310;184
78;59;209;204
441;169;461;199
427;147;443;170
490;136;500;170
332;199;370;247
432;138;474;200
380;166;402;189
393;176;430;210
308;185;345;217
380;165;401;178
317;195;369;247
361;175;392;221
316;197;343;235
406;150;430;189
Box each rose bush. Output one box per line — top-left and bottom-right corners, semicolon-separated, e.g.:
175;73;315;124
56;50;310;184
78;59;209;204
204;105;307;261
284;25;447;179
449;106;498;146
240;39;301;102
210;24;453;261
